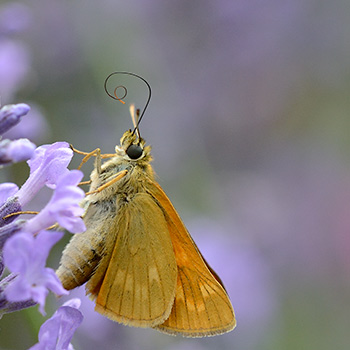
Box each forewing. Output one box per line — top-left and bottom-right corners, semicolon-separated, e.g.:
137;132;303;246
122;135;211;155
93;193;177;328
145;181;236;337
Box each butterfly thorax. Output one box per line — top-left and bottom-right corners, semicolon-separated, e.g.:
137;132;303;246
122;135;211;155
87;130;154;204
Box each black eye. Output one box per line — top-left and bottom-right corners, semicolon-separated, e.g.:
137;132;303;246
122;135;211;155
126;144;143;159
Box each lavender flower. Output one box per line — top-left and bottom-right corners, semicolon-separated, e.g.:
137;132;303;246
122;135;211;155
3;230;68;315
0;138;85;347
0;138;36;164
0;103;30;135
0;273;36;314
0;183;20;228
0;197;21;228
16;142;73;206
0;104;86;334
0;183;18;205
2;103;50;143
0;141;74;227
29;298;83;350
0;104;34;167
0;12;85;344
25;170;86;234
0;219;24;249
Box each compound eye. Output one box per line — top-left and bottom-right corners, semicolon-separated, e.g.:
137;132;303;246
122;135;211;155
126;144;143;159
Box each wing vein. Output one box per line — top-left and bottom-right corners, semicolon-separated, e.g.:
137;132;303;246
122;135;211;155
178;269;190;328
194;271;211;326
194;270;233;309
131;257;135;318
146;246;151;319
201;278;223;326
120;254;130;314
182;268;200;323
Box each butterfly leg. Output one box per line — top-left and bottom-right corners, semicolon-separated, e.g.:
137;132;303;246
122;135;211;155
70;146;102;171
70;145;116;173
78;179;92;186
86;169;128;196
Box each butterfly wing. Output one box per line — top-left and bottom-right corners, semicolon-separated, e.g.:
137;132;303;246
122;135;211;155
88;192;177;328
145;180;236;337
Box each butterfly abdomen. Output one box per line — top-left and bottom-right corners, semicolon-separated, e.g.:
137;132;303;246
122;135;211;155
56;232;103;290
56;198;116;290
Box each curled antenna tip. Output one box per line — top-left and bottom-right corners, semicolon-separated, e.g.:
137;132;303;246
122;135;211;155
104;72;151;132
113;86;127;104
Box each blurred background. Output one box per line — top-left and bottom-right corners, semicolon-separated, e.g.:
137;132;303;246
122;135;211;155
1;0;350;349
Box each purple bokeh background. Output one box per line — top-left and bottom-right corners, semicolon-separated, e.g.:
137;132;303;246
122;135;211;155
1;1;350;349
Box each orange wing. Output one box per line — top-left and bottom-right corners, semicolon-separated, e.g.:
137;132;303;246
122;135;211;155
90;193;177;328
145;180;236;337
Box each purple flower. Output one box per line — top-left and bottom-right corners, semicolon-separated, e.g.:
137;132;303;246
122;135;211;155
3;230;68;315
16;142;73;206
0;220;24;249
0;254;3;278
0;183;18;206
2;103;50;144
0;196;21;228
0;273;36;313
0;138;36;165
29;298;83;350
0;103;30;135
25;170;86;234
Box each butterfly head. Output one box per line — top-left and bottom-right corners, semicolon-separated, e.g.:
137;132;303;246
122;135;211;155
116;129;151;162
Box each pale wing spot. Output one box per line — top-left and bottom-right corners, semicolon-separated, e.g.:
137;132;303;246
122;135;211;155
196;280;213;329
195;284;208;313
114;269;126;290
199;275;233;309
124;272;134;292
199;282;211;297
181;270;203;331
200;279;228;329
133;281;142;304
149;266;160;283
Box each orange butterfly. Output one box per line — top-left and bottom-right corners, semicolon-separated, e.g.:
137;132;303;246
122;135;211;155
56;73;235;337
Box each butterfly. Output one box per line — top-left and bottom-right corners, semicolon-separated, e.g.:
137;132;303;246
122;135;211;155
56;72;236;337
